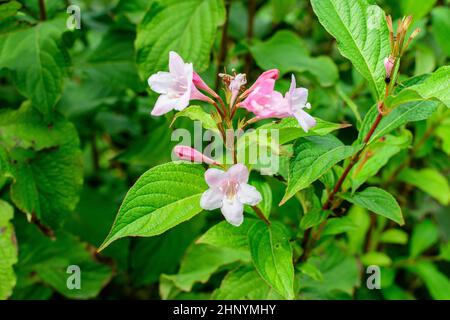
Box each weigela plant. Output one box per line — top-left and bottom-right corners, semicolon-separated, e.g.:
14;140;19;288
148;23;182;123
146;51;315;226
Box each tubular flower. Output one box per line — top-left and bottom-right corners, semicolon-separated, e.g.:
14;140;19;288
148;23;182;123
148;51;211;116
241;74;316;132
200;164;262;226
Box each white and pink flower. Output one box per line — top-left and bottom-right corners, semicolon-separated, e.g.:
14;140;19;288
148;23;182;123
148;51;211;116
200;164;262;226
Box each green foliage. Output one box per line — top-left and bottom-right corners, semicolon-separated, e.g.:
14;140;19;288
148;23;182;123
0;200;17;300
135;0;225;78
311;0;390;99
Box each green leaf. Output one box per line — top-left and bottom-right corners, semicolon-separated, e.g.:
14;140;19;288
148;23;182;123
298;262;324;282
361;252;392;266
400;0;437;21
358;100;439;144
135;0;225;78
341;187;404;225
398;168;450;205
1;104;83;228
311;0;390;100
379;229;408;245
0;200;17;299
0;1;21;20
407;261;450;300
212;265;283;299
386;66;450;109
281;135;362;204
260;117;351;145
248;221;295;300
249;30;339;87
170;105;218;131
99;162;207;251
0;18;69;115
197;218;257;252
432;7;450;56
322;216;358;236
350;131;412;192
410;219;439;258
161;243;249;292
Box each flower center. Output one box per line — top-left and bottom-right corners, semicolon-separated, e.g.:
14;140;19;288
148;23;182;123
221;179;239;200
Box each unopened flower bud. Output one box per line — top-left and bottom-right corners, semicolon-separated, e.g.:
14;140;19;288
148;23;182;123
384;57;395;81
173;146;219;165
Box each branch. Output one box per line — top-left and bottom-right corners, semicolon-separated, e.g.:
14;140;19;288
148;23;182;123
252;206;271;226
215;0;231;91
39;0;46;21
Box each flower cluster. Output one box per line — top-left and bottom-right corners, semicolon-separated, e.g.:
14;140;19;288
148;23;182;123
148;51;316;226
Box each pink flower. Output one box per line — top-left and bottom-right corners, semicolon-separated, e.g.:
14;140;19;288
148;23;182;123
200;164;262;226
148;51;211;116
247;69;279;92
173;145;219;165
241;74;316;132
384;57;395;79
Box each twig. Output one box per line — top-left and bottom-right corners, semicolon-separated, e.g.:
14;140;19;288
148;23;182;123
244;0;256;76
38;0;46;21
215;0;231;91
252;206;271;226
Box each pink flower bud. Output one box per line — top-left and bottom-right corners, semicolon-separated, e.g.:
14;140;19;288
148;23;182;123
173;146;219;165
384;57;395;78
193;72;218;98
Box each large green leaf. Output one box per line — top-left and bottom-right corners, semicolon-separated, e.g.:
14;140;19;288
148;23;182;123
398;168;450;205
311;0;390;100
212;265;283;299
99;162;207;251
249;30;339;87
135;0;225;78
386;66;450;109
0;18;69;115
0;200;17;300
248;221;295;300
341;187;404;225
281;135;362;204
0;104;83;228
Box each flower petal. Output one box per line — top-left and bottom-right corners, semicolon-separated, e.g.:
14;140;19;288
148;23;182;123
151;95;177;116
148;71;173;94
200;188;223;210
221;198;244;226
227;163;249;183
168;51;186;76
205;168;226;187
237;183;262;206
294;109;316;133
